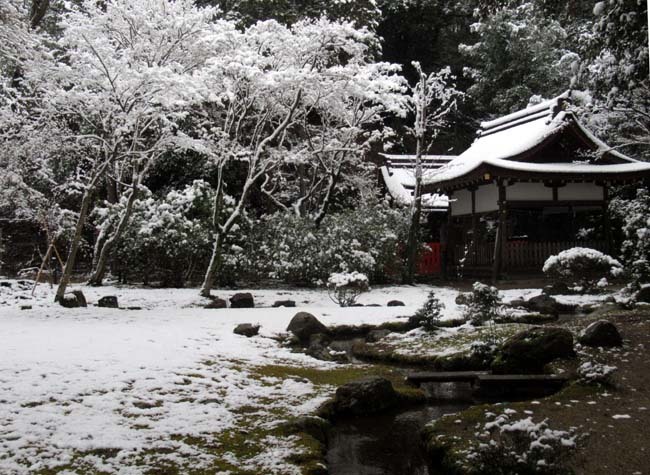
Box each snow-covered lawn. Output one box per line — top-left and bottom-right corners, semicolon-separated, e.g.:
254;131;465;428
0;281;613;474
0;282;449;474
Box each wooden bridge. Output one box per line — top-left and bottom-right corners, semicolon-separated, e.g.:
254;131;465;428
406;371;569;398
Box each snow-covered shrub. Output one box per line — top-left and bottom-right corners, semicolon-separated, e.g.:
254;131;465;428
577;361;617;385
612;188;650;288
542;247;623;293
242;201;408;286
326;271;369;307
104;181;215;286
467;414;578;475
462;282;502;326
414;291;445;332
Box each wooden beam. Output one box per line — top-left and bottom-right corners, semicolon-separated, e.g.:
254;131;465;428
492;181;507;283
603;184;612;255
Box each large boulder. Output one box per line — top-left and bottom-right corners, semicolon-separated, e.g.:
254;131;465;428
205;298;227;309
230;293;254;308
98;296;119;308
492;327;575;374
327;377;399;417
387;300;405;307
287;312;328;343
233;323;260;338
579;320;623;347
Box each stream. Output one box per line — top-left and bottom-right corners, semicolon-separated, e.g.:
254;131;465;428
326;402;469;475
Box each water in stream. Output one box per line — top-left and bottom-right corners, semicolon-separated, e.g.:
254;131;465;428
326;402;469;475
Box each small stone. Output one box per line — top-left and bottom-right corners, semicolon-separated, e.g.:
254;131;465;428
272;300;296;308
579;320;623;348
233;323;260;338
387;300;404;307
20;305;32;310
205;298;227;309
97;296;118;308
230;293;254;308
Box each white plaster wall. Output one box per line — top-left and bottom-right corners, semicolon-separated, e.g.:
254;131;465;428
558;182;604;201
507;182;552;201
475;184;499;213
450;189;472;216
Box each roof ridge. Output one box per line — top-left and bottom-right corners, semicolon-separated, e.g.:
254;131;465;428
480;91;571;132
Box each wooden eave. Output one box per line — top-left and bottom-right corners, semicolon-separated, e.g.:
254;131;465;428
422;162;650;195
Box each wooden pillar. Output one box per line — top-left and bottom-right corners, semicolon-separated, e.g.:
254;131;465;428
442;191;453;279
603;184;612;254
492;181;507;283
471;188;478;266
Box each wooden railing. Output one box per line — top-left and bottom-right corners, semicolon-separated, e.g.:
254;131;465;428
454;240;606;271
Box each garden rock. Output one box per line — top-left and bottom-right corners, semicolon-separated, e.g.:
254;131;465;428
59;291;86;308
366;329;391;343
387;300;404;307
492;327;575;374
233;323;260;338
578;320;623;347
71;290;87;307
287;312;328;343
542;282;571;295
272;300;296;308
524;294;575;315
635;286;650;303
327;377;399;417
306;333;332;360
205;298;227;309
455;293;471;306
98;296;119;308
230;293;254;308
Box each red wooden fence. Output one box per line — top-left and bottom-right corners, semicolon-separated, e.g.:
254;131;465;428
418;242;442;275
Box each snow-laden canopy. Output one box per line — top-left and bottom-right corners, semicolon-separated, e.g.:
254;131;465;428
379;154;452;210
422;91;650;192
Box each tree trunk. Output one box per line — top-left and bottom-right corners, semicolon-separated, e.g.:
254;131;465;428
404;196;422;284
314;170;339;228
200;232;224;297
54;188;94;302
88;185;138;286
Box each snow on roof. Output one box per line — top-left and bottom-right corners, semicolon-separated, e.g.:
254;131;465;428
380;154;457;169
424;91;650;187
381;166;449;209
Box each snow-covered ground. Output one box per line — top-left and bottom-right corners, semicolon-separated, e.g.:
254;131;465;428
0;282;452;474
0;280;611;474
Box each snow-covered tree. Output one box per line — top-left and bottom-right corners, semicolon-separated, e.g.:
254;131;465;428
260;20;408;226
459;1;583;116
196;18;408;296
579;0;649;159
13;0;228;299
403;62;461;284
